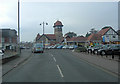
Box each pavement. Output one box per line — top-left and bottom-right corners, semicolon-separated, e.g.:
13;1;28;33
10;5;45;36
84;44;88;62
2;50;18;59
2;49;32;76
72;50;119;76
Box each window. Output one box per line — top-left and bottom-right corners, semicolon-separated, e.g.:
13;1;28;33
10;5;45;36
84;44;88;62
113;36;116;38
2;38;5;43
106;35;109;37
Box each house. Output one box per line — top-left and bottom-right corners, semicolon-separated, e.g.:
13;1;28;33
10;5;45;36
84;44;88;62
65;36;87;46
97;26;118;44
0;29;17;50
35;20;64;46
36;34;56;47
87;26;119;46
86;33;102;46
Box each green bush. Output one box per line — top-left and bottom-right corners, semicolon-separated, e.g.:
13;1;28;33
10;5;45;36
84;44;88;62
75;46;87;52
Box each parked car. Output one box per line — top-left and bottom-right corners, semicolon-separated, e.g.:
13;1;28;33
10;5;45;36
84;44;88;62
0;50;4;59
69;45;78;50
97;44;120;56
52;44;59;49
48;46;53;49
20;46;26;49
57;45;63;49
26;47;30;49
87;44;108;54
87;46;94;54
92;44;104;54
62;45;69;49
32;43;44;53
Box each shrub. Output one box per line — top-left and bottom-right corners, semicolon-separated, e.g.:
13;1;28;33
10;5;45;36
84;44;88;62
75;46;87;52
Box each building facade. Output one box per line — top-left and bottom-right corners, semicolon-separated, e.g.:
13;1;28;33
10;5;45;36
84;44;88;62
53;20;63;43
35;20;64;46
0;29;17;50
97;26;118;44
86;26;119;46
65;36;87;46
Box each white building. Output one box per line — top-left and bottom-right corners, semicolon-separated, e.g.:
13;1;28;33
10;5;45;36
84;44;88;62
97;26;118;43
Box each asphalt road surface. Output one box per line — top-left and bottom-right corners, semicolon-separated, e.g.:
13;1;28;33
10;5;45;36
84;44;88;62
3;49;118;82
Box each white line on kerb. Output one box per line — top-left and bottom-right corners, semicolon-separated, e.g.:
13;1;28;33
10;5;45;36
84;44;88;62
57;65;64;77
53;57;56;62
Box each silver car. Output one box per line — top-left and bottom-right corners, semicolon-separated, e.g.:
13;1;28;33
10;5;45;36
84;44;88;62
32;43;44;53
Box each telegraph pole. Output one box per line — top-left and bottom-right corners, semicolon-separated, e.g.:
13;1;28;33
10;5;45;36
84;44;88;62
40;22;48;48
18;0;20;54
40;22;48;35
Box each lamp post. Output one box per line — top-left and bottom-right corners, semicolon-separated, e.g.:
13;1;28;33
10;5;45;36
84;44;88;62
40;22;48;48
18;0;20;54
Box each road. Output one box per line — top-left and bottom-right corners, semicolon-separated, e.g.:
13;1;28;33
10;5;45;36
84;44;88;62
3;49;118;82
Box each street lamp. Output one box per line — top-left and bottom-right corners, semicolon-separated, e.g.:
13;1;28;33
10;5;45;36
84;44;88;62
40;22;48;48
40;22;48;35
18;0;20;54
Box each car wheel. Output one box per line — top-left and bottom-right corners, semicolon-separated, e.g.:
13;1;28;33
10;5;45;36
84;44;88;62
88;50;92;54
94;50;98;54
101;51;106;56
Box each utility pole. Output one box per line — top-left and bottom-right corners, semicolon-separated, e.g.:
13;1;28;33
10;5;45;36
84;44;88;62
18;0;20;43
40;22;48;35
18;0;20;54
40;22;48;48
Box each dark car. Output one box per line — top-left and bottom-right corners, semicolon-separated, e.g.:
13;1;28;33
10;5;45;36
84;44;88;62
97;44;120;56
87;46;93;54
87;45;100;54
92;44;104;54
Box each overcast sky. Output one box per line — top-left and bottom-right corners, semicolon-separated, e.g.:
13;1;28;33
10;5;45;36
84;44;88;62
0;0;119;42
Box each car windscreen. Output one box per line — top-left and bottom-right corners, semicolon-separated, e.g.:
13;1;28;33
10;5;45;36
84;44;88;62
34;44;43;47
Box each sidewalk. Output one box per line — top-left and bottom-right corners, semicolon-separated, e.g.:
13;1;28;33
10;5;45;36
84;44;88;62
2;49;32;76
72;51;119;76
2;50;18;59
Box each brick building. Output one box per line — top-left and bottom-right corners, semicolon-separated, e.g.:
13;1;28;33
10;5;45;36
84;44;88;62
35;20;64;46
0;29;17;50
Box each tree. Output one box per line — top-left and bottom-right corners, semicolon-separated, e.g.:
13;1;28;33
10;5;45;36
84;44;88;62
85;32;91;37
64;32;77;38
89;28;98;34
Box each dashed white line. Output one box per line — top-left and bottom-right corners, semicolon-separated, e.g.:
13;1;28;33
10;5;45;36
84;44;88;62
53;57;56;62
57;65;64;77
51;54;53;57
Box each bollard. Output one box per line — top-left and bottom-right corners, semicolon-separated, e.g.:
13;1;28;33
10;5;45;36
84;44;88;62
112;50;114;59
118;53;120;60
106;54;108;58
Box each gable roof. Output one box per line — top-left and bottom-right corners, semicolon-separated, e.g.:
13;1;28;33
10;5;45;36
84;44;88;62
97;26;118;36
45;34;56;40
36;33;41;41
97;27;110;36
87;33;102;41
67;36;87;42
36;34;56;41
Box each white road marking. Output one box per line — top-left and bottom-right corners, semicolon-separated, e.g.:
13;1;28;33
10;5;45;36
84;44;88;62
53;57;56;62
57;65;64;77
51;54;53;57
72;50;74;52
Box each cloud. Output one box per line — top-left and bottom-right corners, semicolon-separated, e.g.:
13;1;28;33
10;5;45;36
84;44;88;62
0;0;17;28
